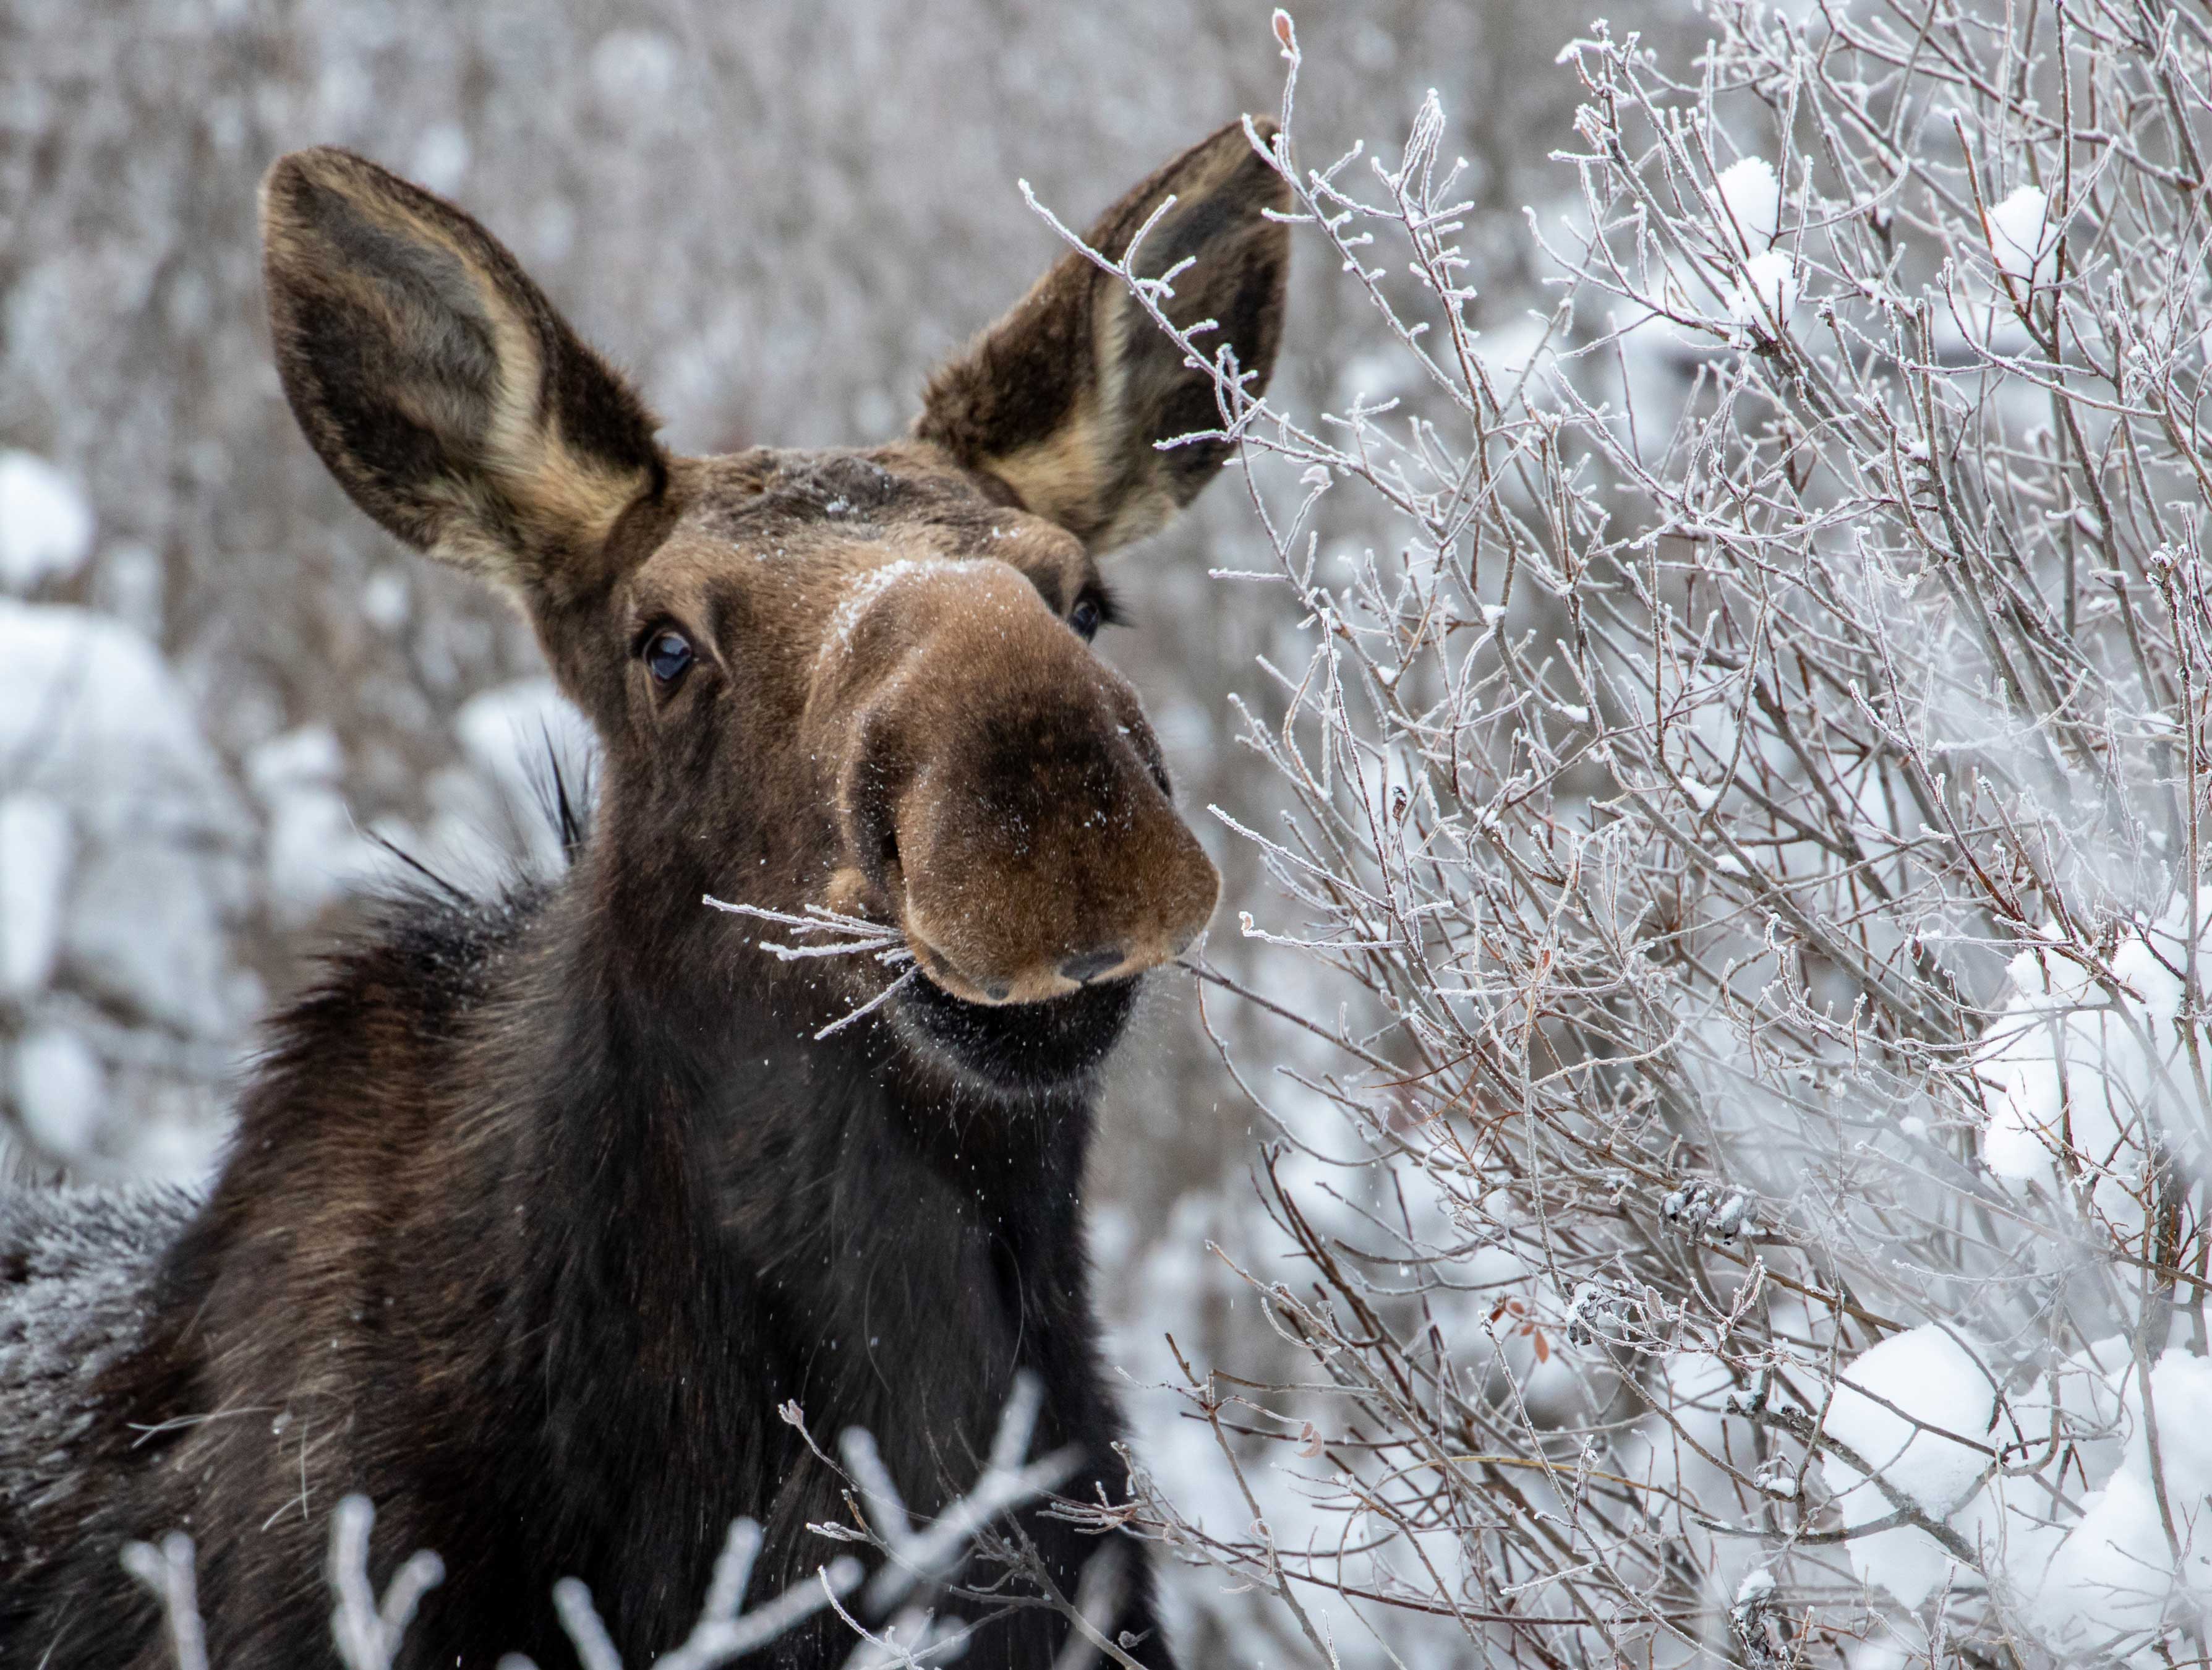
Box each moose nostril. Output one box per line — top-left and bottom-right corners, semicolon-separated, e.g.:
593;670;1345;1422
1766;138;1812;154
1059;948;1125;986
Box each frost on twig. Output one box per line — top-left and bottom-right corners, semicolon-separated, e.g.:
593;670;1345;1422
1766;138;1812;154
121;1531;208;1670
117;1376;1094;1668
546;1371;1083;1669
544;1515;865;1670
328;1496;444;1670
1013;2;2212;1663
702;894;918;1039
122;1496;440;1670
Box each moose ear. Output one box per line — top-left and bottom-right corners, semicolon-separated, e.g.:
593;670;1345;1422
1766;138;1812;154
260;147;664;602
916;121;1289;554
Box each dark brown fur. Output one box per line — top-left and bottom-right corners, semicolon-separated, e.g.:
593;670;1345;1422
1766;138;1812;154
0;121;1287;1668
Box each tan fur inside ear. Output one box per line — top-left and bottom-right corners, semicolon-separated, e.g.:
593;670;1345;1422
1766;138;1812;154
983;293;1137;546
915;120;1289;554
260;147;663;602
432;300;654;586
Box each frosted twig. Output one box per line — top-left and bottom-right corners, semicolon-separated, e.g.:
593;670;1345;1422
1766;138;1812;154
550;1530;866;1670
121;1533;208;1670
814;966;918;1040
847;1369;1082;1613
547;1376;1080;1667
328;1494;445;1670
704;894;919;1038
701;895;911;962
121;1497;445;1670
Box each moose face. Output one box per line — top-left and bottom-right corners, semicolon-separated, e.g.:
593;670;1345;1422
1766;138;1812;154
258;130;1286;1090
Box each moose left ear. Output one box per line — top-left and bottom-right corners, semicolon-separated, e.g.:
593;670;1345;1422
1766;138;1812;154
260;147;664;606
916;121;1290;553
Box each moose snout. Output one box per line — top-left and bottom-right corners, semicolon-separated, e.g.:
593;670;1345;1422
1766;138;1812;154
824;563;1219;1008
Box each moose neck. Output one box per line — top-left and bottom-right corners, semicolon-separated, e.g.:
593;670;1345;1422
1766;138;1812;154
498;824;1106;1447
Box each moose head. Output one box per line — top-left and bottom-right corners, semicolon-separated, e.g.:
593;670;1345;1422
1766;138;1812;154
257;127;1287;1090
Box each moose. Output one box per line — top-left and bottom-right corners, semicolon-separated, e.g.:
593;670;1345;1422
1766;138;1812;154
0;118;1286;1667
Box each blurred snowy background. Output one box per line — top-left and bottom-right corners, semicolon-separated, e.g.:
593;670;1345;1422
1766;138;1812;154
0;1;1686;1661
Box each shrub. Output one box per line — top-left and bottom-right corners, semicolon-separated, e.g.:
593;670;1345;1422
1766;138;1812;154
1065;6;2212;1663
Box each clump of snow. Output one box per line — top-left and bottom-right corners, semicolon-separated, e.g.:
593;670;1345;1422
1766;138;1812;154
1817;1322;2212;1654
1715;156;1781;251
1730;250;1801;332
1471;312;1554;383
66;842;245;1041
1986;186;2056;288
0;451;95;594
12;1026;105;1158
0;602;251;1042
1820;1324;1997;1606
0;602;233;835
1977;894;2210;1241
2028;1349;2212;1653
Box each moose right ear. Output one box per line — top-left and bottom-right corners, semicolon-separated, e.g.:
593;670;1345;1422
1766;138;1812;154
260;147;664;604
916;121;1290;554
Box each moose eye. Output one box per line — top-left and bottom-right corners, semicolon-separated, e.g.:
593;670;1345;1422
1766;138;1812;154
644;629;694;685
1069;596;1104;643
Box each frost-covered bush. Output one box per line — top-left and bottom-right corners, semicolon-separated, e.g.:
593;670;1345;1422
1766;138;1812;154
1059;5;2212;1664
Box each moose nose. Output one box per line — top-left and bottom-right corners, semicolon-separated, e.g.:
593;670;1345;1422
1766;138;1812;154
892;749;1218;1006
824;558;1220;1009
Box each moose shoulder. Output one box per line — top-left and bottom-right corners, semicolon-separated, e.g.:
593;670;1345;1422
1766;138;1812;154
0;122;1286;1668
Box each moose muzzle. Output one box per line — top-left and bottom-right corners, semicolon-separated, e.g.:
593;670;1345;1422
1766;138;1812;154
816;559;1219;1007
